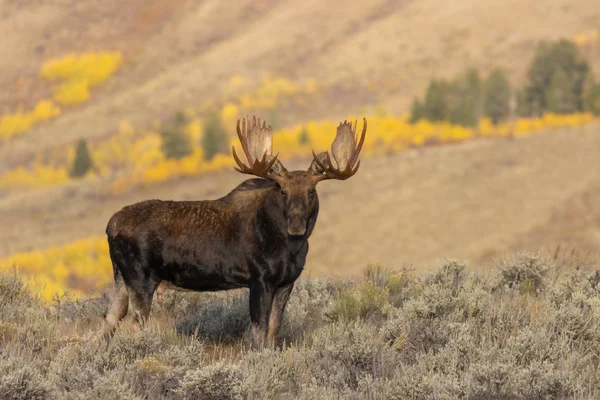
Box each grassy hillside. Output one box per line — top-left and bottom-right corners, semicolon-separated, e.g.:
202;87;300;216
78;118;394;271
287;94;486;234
1;252;599;399
1;0;599;167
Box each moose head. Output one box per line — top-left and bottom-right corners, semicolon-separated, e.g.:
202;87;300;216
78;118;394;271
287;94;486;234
232;115;366;236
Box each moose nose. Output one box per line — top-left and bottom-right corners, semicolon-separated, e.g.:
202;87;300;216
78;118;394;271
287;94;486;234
287;218;307;236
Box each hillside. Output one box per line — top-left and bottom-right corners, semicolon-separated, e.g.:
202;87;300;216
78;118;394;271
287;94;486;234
1;0;599;168
2;123;600;280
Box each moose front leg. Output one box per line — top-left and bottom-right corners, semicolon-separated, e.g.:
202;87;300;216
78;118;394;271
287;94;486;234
249;280;274;346
268;283;294;345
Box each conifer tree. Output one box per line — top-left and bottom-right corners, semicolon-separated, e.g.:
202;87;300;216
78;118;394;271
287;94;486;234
70;139;94;178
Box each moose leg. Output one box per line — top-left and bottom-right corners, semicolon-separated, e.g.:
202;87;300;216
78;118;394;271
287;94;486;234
103;270;129;342
267;283;294;345
249;280;274;346
129;288;155;330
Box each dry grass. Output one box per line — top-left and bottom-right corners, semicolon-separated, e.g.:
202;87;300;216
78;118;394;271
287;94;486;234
1;0;599;167
1;252;600;399
2;124;600;280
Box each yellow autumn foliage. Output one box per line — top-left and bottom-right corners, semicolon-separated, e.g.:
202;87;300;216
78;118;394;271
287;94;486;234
0;110;596;194
574;29;599;46
0;100;61;139
105;111;596;195
0;52;123;140
0;164;69;190
0;237;111;302
240;77;319;110
41;52;123;106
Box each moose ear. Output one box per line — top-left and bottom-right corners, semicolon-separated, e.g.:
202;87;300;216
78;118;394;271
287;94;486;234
308;152;328;175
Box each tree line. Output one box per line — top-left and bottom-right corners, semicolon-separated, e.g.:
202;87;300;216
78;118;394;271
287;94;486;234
69;110;230;178
410;38;600;127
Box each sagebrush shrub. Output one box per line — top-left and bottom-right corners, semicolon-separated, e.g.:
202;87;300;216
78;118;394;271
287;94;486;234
0;364;50;400
497;252;552;294
281;278;334;341
1;255;600;399
178;362;244;400
176;293;250;343
0;270;41;321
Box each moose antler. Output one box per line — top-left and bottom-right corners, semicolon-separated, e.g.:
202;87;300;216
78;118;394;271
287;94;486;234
232;116;285;181
311;118;367;181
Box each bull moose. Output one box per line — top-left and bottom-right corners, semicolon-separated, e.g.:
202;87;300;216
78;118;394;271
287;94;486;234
103;115;367;345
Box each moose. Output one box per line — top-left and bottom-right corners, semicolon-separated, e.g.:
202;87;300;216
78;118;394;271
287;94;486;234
103;115;367;345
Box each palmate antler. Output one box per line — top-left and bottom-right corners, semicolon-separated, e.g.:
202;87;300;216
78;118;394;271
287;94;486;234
232;116;285;182
232;115;367;184
311;118;367;181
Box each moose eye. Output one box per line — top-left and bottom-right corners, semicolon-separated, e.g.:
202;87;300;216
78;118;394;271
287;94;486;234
281;190;288;200
308;189;316;200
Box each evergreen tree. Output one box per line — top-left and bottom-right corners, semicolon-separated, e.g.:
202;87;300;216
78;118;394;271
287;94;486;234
422;79;451;122
159;113;192;160
546;67;577;113
409;97;424;123
583;75;600;115
516;88;533;117
298;126;310;145
484;68;512;124
522;39;590;115
69;139;94;178
449;68;482;127
202;111;228;161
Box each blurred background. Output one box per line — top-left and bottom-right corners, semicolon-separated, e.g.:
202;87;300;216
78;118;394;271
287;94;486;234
0;0;599;301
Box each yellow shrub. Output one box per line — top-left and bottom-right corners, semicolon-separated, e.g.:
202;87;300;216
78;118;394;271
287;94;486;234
32;100;62;122
53;79;91;105
0;237;112;302
0;164;69;191
0;100;61;139
0;52;122;139
240;77;318;111
40;52;122;85
227;75;245;90
41;51;123;106
221;103;239;130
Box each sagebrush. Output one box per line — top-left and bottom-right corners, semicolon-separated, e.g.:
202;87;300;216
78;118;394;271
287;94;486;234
1;252;600;399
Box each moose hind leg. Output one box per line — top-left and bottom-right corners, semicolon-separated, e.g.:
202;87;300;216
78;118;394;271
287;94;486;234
268;283;294;345
249;281;274;346
103;270;129;341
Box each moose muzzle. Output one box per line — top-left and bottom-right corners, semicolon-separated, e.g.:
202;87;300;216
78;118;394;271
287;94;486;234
287;208;308;236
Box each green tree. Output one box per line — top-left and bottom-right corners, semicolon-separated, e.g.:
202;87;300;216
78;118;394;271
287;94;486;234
583;75;600;115
546;67;577;113
69;139;94;178
298;126;310;145
484;68;512;124
159;113;192;160
449;68;482;127
522;39;590;116
409;97;424;123
202;111;228;161
422;79;451;122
